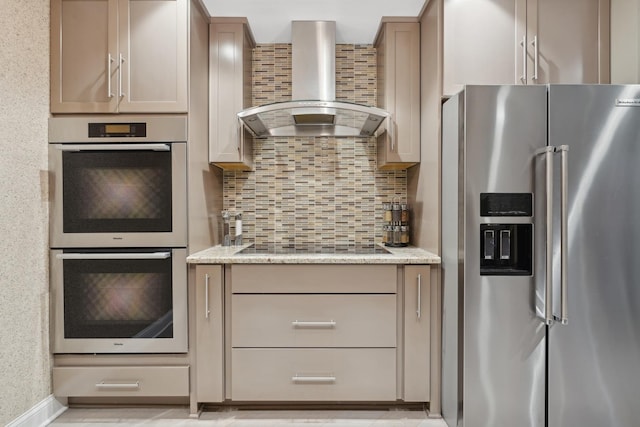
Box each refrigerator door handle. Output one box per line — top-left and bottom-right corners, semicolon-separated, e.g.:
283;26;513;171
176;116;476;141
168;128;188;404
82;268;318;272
556;145;569;325
536;146;555;325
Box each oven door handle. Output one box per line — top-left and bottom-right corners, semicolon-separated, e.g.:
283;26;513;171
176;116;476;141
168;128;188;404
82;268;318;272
55;144;171;152
56;252;171;260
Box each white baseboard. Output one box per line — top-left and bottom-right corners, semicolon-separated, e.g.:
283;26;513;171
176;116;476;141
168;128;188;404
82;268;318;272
6;395;67;427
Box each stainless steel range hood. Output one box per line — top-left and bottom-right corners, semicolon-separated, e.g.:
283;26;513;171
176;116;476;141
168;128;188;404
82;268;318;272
237;21;389;138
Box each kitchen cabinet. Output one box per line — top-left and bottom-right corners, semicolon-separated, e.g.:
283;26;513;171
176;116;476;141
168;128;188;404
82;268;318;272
50;0;188;113
442;0;610;96
403;265;430;402
194;265;224;402
610;0;640;83
209;19;254;170
375;21;421;170
228;264;398;401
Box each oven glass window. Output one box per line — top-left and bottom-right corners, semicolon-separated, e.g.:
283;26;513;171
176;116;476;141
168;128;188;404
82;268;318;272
63;254;173;339
62;150;172;233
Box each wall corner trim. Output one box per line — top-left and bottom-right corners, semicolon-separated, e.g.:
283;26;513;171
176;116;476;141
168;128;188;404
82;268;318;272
6;395;67;427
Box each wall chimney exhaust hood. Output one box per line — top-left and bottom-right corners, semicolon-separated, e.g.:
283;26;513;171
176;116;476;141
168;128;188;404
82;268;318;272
237;21;390;138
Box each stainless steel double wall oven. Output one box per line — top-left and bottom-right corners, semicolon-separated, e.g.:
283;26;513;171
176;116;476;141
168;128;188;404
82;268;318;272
49;116;188;354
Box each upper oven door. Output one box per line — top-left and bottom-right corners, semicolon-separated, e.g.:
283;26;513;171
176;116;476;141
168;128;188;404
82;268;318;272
49;117;187;248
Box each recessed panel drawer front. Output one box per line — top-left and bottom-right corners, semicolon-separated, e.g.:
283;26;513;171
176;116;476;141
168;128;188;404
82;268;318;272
52;366;189;397
232;294;397;348
231;265;397;293
231;348;397;401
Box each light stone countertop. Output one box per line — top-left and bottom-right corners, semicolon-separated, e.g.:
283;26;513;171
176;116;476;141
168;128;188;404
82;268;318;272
186;244;441;264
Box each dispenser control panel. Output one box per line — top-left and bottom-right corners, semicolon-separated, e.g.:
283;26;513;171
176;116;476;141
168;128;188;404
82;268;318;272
479;192;533;276
480;193;532;217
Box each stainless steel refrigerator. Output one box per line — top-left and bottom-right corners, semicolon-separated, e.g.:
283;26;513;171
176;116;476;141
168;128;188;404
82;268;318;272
441;85;640;427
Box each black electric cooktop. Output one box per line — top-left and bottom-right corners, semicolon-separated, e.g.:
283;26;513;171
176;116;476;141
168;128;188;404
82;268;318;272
237;243;391;255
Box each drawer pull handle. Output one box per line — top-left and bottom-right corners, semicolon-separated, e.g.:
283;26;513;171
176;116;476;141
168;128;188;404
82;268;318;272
292;375;336;383
291;320;336;329
95;381;140;390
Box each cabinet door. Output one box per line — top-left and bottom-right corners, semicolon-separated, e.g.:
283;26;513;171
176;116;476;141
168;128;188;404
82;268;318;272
118;0;188;112
377;22;421;170
443;0;526;96
404;265;430;402
51;0;119;113
528;0;609;84
195;265;224;402
209;23;254;170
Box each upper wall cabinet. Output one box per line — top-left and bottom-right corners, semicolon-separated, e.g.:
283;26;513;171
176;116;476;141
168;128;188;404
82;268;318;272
209;20;255;171
375;21;421;170
51;0;188;113
443;0;610;97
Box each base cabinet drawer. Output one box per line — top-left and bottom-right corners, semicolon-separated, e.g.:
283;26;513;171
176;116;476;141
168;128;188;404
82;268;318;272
232;294;396;347
231;264;397;293
52;366;189;397
231;348;396;401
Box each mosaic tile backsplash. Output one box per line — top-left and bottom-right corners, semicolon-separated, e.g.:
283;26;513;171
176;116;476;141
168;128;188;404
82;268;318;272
223;44;407;246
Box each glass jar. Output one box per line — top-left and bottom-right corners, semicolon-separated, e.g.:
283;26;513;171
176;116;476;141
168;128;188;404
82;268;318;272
392;225;402;246
381;225;389;244
400;203;409;225
383;203;393;223
392;202;402;224
400;225;410;246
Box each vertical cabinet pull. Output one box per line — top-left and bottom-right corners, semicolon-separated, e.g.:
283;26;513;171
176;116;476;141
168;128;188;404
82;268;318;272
119;53;125;98
386;117;396;152
238;119;244;155
107;54;114;98
205;273;211;319
520;36;527;84
531;35;539;81
416;273;422;319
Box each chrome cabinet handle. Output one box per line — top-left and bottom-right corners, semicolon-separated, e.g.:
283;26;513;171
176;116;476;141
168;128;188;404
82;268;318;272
557;145;569;324
205;274;211;319
291;320;336;329
56;252;170;260
56;144;171;152
238;118;243;154
416;273;422;319
386;116;396;152
119;53;125;98
292;375;336;383
520;36;527;84
107;54;114;98
531;35;539;81
95;381;140;390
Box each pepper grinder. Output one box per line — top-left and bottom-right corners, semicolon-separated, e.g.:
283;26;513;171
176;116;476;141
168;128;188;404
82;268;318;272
222;210;231;246
235;213;243;246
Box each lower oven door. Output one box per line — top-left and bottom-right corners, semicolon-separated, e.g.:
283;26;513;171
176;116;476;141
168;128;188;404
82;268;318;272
51;248;187;354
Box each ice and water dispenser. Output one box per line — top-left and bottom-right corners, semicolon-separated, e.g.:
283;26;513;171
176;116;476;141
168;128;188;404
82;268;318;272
479;193;533;276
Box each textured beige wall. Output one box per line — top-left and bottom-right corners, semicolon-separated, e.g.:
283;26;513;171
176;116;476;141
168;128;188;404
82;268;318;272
0;0;51;424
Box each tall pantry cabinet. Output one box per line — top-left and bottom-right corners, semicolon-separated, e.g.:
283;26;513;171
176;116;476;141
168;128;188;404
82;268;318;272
50;0;188;113
442;0;610;96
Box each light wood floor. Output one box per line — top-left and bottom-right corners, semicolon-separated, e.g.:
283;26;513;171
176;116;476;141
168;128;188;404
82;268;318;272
49;407;448;426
